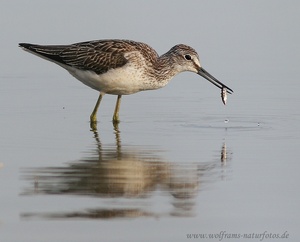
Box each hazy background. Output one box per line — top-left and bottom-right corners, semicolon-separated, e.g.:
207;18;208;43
2;1;299;79
1;1;300;241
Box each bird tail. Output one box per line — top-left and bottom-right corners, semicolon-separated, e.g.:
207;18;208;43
19;43;67;65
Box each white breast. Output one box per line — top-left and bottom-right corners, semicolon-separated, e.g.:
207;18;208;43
65;51;164;95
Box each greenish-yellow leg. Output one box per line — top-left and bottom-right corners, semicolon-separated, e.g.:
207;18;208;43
112;95;122;124
90;93;103;123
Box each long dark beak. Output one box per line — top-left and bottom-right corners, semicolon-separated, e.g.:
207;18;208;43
198;67;233;94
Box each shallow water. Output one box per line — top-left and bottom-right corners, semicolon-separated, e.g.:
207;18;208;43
1;71;299;241
1;1;300;240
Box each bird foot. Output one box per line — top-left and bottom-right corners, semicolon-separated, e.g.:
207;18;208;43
90;118;98;131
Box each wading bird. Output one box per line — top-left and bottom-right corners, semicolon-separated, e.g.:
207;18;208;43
19;39;233;126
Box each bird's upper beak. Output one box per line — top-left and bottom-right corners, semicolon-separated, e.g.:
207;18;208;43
198;67;233;94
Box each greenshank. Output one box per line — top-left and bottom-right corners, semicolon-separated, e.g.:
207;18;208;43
19;39;233;125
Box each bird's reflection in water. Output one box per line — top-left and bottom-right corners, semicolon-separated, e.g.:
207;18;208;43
21;125;231;220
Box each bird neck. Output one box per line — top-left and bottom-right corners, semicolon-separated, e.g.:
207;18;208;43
154;53;180;83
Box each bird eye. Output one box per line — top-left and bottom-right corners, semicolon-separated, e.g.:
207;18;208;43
184;54;192;60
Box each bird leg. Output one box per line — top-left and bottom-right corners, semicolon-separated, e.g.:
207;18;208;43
112;95;122;124
90;93;103;124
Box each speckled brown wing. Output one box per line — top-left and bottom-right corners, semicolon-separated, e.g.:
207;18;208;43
60;41;131;74
19;40;134;75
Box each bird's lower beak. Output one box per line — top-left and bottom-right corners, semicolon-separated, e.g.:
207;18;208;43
198;67;233;94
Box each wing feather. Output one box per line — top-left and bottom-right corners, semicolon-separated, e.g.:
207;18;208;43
19;40;159;74
59;43;127;74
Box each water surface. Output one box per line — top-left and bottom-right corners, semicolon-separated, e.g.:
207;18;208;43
1;1;300;241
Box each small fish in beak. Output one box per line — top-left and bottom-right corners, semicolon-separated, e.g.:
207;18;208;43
221;87;227;105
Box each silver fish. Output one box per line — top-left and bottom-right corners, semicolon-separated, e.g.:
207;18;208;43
221;87;227;105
